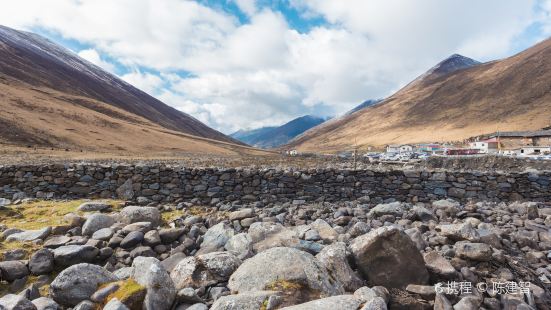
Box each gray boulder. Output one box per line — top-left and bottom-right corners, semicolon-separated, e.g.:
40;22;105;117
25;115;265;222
82;213;115;236
437;223;479;242
423;251;456;279
228;247;344;299
310;219;338;243
116;179;134;200
315;242;363;291
29;249;54;275
6;227;51;242
50;263;117;306
368;202;404;217
0;294;37;310
171;252;241;290
197;222;234;254
279;295;361;310
350;226;429;289
53;245;99;266
77;201;110;212
103;298;129;310
455;242;492;261
91;228;114;241
224;233;253;260
0;261;29;282
131;257;176;310
247;222;299;253
31;297;59;310
119;206;161;227
211;291;281;310
43;236;71;249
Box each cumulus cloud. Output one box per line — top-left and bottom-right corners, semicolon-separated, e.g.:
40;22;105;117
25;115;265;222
77;48;116;73
0;0;548;133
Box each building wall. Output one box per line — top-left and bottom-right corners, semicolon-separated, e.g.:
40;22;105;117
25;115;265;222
1;164;551;203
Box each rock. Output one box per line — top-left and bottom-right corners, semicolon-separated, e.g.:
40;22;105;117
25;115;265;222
359;297;387;310
77;201;110;212
434;294;453;310
159;228;185;244
369;202;404;217
353;287;378;303
432;199;460;216
130;246;156;258
0;294;37;310
279;295;361;310
197;222;234;254
0;261;29;282
116;179;134;200
131;257;176;310
436;223;479;242
2;249;28;261
453;295;481;309
315;242;363;291
405;284;435;300
171;252;241;290
103;298;130;310
210;291;281;310
143;230;161;246
455;242;492;261
228;247;344;300
0;198;12;207
350;226;429;289
43;236;71;249
82;213;115;236
182;304;208;310
119;206;161;227
120;231;144;249
423;251;456;279
53;245;99;266
32;297;59;310
72;300;96;310
248;222;299;253
310;219;338;243
113;267;134;280
6;227;51;242
159;253;187;273
228;208;254;221
50;263;116;306
29;249;54;275
92;228;114;241
224;233;253;260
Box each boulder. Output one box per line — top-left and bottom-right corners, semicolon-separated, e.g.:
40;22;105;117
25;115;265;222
315;242;363;291
436;223;479;242
29;249;55;275
350;226;429;289
0;294;36;310
130;257;176;310
368;202;405;217
279;295;362;310
248;222;299;253
197;222;234;254
211;291;281;310
92;228;114;241
228;247;344;300
116;179;134;200
77;201;111;212
53;245;99;266
119;206;161;227
32;297;59;310
310;219;338;243
82;213;115;236
228;208;254;221
0;261;29;282
103;298;130;310
455;242;492;261
423;251;456;279
171;252;241;290
120;231;144;249
50;263;116;306
6;227;51;242
224;233;253;260
43;236;71;249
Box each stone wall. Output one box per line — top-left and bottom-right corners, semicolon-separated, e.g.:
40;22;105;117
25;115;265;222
1;164;550;203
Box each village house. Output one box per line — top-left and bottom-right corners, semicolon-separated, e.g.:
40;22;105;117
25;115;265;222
386;144;414;153
469;138;499;154
489;130;551;148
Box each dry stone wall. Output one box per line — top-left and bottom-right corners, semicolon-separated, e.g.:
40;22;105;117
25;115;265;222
1;164;550;203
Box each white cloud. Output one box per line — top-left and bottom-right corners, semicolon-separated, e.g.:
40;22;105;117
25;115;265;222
234;0;257;16
0;0;547;133
121;71;164;95
77;48;116;73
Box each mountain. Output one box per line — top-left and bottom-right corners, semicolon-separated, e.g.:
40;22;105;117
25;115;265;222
286;39;551;152
231;115;327;149
345;99;382;115
0;25;263;156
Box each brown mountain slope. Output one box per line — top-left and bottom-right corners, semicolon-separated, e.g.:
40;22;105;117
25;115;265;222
0;25;242;145
0;77;268;157
287;38;551;152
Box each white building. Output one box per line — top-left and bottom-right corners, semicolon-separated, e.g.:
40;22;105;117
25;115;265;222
518;146;551;155
469;138;499;154
386;144;414;153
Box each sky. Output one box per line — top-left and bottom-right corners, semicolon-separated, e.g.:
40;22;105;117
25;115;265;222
1;0;550;134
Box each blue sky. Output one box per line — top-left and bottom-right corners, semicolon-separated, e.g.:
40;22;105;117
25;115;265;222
1;0;550;134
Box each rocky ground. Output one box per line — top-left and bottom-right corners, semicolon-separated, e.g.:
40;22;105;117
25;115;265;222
0;197;550;309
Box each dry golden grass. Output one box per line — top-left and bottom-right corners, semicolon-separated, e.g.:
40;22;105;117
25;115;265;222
0;79;273;158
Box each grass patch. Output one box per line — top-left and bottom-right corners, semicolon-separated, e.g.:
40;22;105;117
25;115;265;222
265;279;303;291
0;199;122;230
105;279;146;310
161;209;183;223
0;240;42;260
